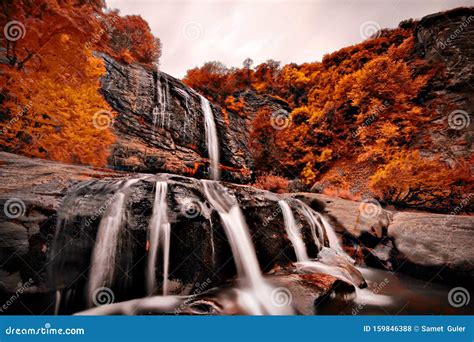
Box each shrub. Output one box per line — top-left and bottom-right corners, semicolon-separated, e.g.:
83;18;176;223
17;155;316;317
253;174;289;193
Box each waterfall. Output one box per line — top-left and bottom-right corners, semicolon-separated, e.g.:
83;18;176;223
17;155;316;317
155;74;170;128
87;178;141;307
147;181;171;296
297;200;344;252
202;180;292;315
297;201;324;251
176;88;191;135
278;200;309;262
199;95;220;180
152;106;159;127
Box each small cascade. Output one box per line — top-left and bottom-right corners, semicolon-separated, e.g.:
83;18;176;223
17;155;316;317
202;180;291;315
87;178;141;307
146;181;171;296
175;88;191;135
297;200;345;254
297;201;324;251
152;106;159;127
155;74;170;128
319;214;344;253
278;200;309;262
199;95;220;180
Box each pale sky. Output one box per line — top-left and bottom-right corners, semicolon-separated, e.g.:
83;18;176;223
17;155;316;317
106;0;472;78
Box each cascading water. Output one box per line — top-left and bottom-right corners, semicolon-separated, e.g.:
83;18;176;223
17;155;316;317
199;95;220;180
278;200;309;262
202;180;292;315
297;201;324;251
296;200;345;253
152;106;159;127
146;181;171;296
155;74;170;128
175;88;191;135
87;178;141;307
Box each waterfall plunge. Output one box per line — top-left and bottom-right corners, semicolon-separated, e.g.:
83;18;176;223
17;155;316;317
202;180;292;315
278;200;309;262
146;181;171;296
199;95;220;180
87;178;141;307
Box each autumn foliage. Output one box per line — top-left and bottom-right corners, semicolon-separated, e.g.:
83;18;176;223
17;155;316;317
0;0;161;166
253;173;289;194
184;23;471;211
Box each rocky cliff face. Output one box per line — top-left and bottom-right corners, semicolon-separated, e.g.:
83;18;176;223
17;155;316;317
100;54;253;183
413;7;473;167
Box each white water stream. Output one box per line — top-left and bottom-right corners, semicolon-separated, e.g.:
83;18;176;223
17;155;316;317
146;181;171;296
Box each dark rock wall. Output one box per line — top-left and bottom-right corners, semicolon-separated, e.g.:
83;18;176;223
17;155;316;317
414;7;473;165
100;54;253;183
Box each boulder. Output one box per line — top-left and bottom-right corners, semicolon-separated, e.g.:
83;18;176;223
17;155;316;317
388;212;474;284
297;193;474;285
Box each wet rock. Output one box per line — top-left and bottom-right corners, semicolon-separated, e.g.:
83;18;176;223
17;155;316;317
100;54;253;183
297;192;474;285
0;152;333;313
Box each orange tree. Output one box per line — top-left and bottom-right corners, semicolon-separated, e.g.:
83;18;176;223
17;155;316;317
0;0;161;166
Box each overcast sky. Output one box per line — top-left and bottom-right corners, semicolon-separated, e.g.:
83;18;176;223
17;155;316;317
106;0;472;78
